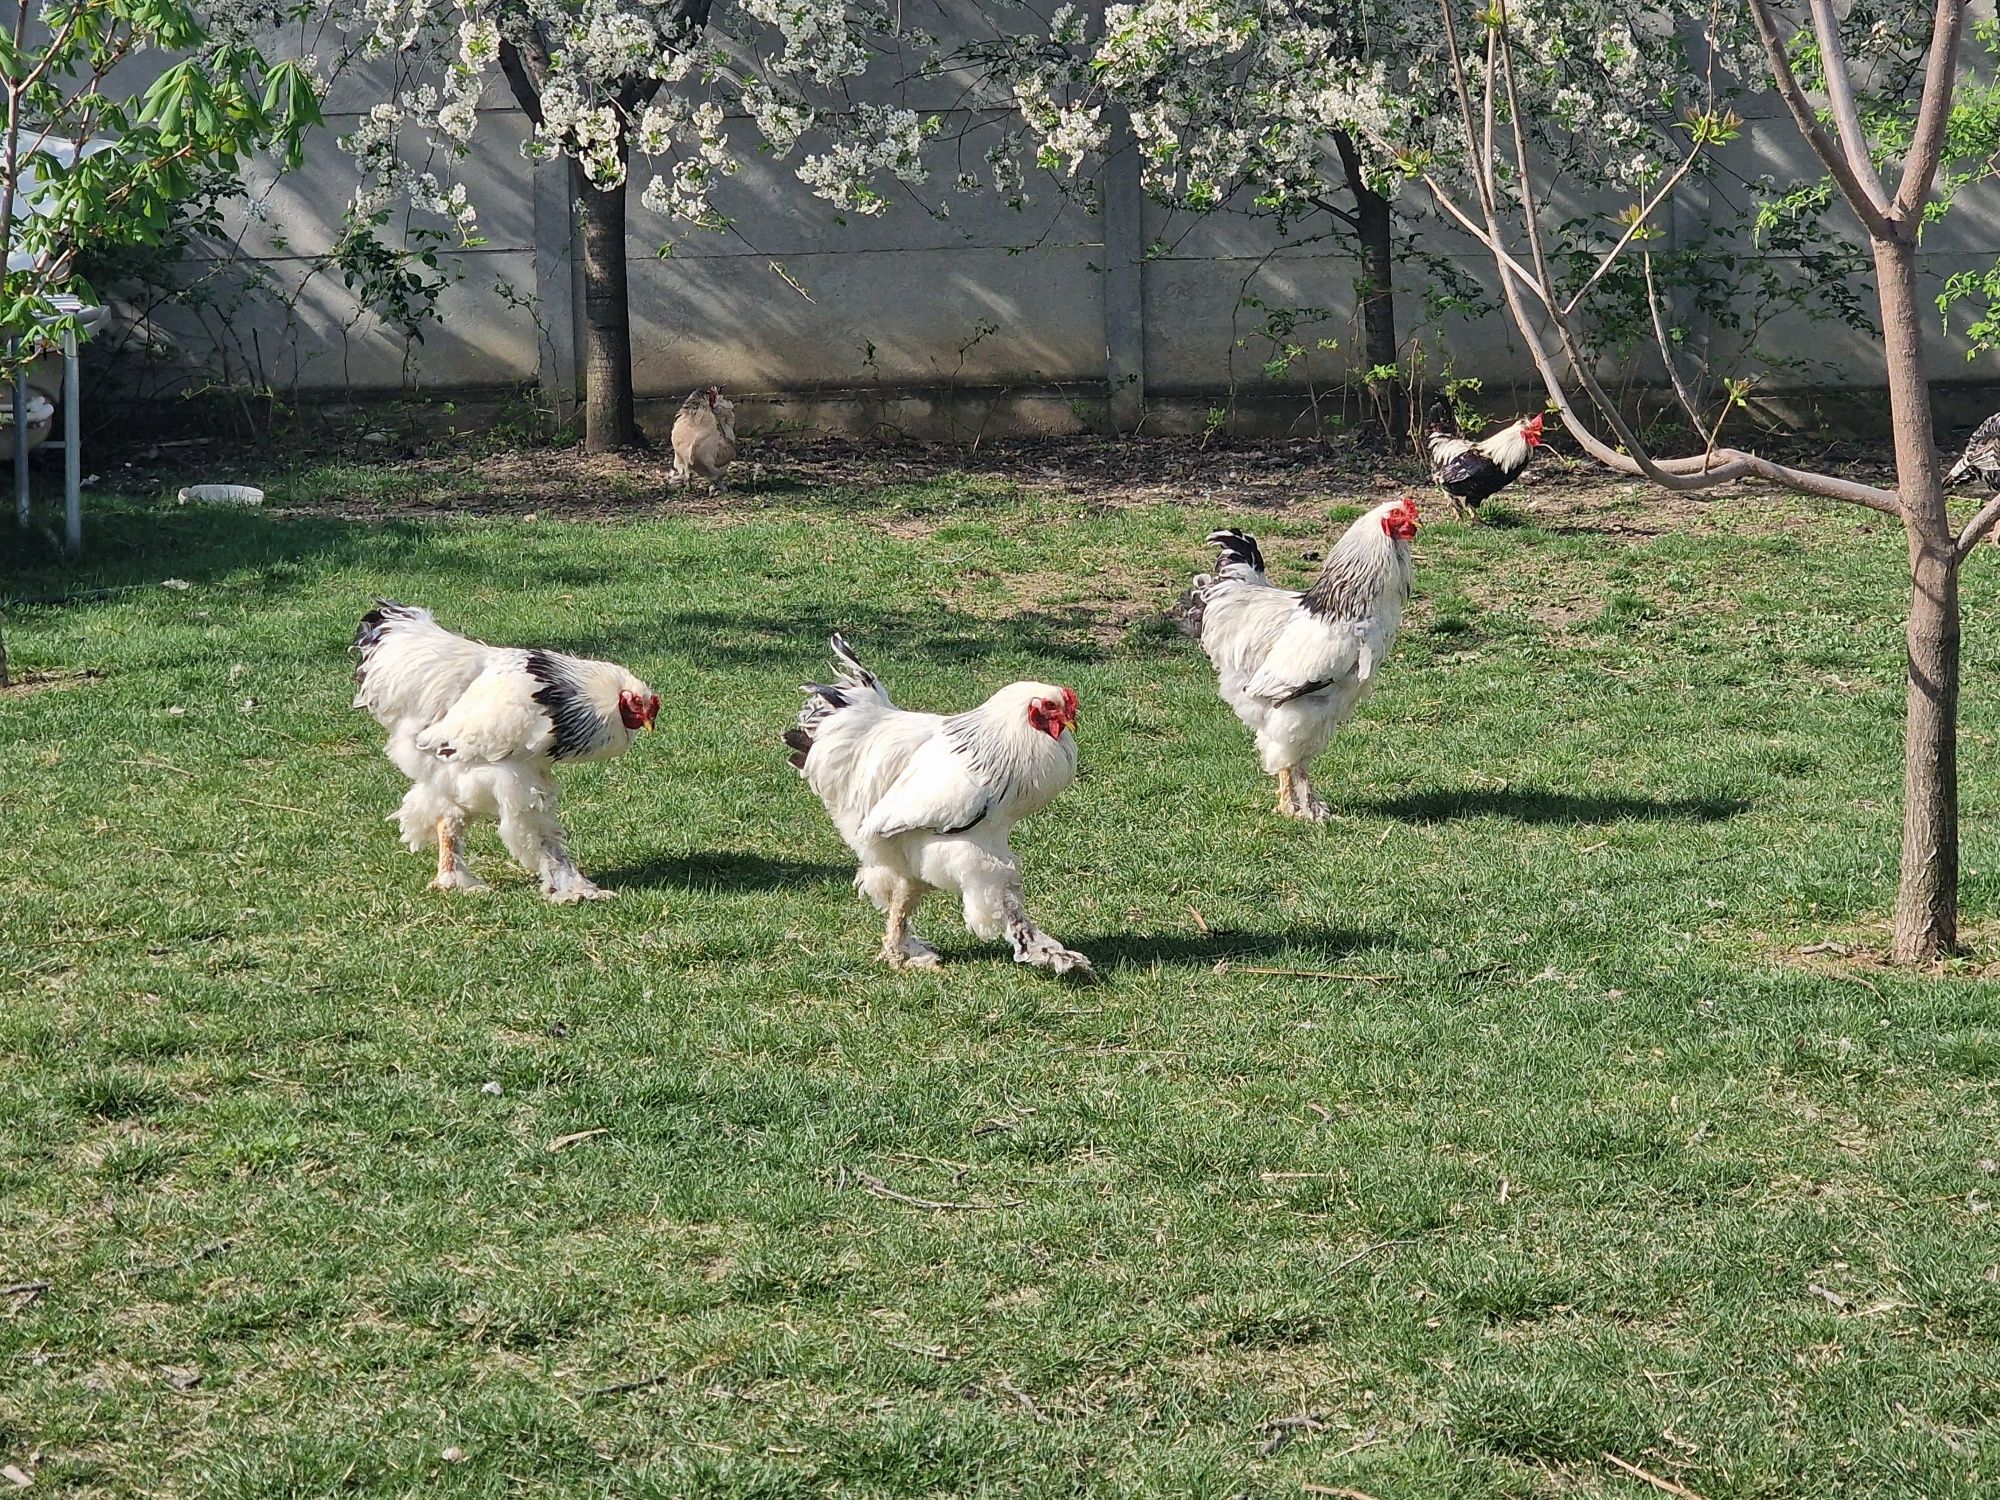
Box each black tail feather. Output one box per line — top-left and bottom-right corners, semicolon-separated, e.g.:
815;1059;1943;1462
1204;528;1265;576
783;726;814;769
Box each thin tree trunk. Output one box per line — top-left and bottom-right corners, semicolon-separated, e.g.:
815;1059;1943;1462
0;611;9;690
1332;130;1402;446
578;153;638;453
1354;183;1400;436
1877;234;1959;961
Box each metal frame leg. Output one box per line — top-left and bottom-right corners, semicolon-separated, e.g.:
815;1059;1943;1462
62;328;78;556
11;339;25;531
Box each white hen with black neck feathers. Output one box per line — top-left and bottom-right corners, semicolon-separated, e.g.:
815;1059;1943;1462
1186;498;1417;822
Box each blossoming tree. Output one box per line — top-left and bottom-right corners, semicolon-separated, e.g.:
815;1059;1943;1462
324;0;1044;451
1352;0;1982;962
997;0;1868;438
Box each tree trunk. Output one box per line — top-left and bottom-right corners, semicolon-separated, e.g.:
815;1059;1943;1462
1353;180;1402;440
1877;234;1959;961
0;611;9;690
1330;130;1402;447
578;153;638;453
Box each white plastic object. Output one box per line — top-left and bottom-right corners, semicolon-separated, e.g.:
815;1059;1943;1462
177;484;264;506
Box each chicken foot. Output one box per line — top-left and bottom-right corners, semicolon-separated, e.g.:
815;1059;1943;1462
1003;895;1093;978
540;847;613;903
880;882;942;970
429;814;489;892
1279;765;1331;823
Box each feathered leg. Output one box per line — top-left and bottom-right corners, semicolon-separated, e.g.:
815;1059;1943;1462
1284;765;1331;823
956;850;1092;977
1002;899;1093;977
881;879;941;970
859;865;939;968
496;774;612;903
430;812;489;892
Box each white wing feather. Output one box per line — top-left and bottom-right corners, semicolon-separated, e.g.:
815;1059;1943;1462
1244;613;1364;704
414;655;554;763
862;730;993;839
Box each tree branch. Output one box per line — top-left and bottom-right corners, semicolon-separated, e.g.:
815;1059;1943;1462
1642;249;1707;432
1955;492;2000;560
1893;0;1968;218
1560;139;1707;318
1422;0;1903;518
1808;0;1894;221
1746;0;1898;239
498;36;549;125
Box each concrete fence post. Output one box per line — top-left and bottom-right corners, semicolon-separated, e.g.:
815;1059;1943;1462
534;153;582;424
1100;107;1146;433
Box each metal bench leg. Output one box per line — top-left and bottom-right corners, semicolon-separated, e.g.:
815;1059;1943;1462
62;327;78;556
12;340;25;530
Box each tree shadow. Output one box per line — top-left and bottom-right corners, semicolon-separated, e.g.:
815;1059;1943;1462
1055;925;1383;972
1355;786;1749;825
591;848;850;893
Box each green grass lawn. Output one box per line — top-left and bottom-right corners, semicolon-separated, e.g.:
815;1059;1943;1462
4;454;1999;1498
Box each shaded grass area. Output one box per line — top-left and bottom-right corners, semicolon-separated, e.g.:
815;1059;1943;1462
4;464;2000;1498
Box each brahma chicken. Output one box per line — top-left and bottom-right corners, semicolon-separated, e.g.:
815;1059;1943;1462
1947;411;2000;489
1427;403;1543;517
670;386;738;492
784;635;1091;976
352;602;659;902
1185;496;1418;822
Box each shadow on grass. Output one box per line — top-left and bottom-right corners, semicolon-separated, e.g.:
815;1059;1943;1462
1064;925;1382;972
9;504;1155;672
1357;786;1749;825
591;849;850;893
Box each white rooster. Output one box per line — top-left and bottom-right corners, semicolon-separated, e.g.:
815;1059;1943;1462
352;602;660;901
1185;496;1418;822
784;636;1091;976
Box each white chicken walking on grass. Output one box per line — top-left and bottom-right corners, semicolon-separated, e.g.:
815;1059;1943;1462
1185;496;1419;822
352;602;660;901
784;636;1092;975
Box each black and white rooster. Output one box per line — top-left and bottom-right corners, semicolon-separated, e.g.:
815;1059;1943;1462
1426;403;1544;518
1947;411;2000;490
1185;497;1418;822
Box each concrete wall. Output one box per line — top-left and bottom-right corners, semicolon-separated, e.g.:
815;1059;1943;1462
94;8;2000;438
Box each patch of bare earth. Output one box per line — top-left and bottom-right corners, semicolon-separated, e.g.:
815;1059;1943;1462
1;667;103;698
250;431;1903;537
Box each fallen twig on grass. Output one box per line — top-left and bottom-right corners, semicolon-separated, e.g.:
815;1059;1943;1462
1301;1485;1380;1500
846;1168;1020;1212
1329;1238;1415;1276
118;1239;233;1279
1602;1451;1708;1500
586;1372;675;1398
1257;1409;1327;1456
1213;962;1394;981
0;1280;50;1302
545;1128;610;1153
994;1376;1048;1423
887;1340;962;1361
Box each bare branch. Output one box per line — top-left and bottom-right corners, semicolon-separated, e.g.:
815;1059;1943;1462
1746;0;1898;239
1562;143;1709;318
1956;492;2000;560
1809;0;1894;220
1893;0;1968;218
1642;250;1706;432
1420;0;1903;518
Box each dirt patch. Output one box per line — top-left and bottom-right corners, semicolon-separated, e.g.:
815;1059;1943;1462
135;427;1907;534
2;667;103;698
